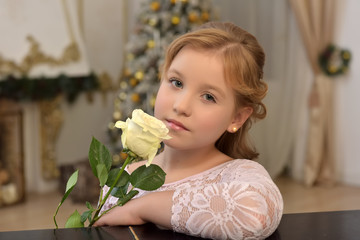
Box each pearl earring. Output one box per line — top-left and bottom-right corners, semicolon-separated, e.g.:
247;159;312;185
232;127;238;132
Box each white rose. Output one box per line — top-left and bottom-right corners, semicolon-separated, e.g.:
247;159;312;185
115;109;171;166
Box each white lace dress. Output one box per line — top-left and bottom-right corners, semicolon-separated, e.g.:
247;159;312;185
101;159;283;240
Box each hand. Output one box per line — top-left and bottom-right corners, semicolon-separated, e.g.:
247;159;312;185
93;191;173;228
93;199;146;227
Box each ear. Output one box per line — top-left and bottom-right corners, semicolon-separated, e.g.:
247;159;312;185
227;107;253;133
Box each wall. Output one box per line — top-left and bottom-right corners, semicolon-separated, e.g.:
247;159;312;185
213;0;360;186
46;0;141;192
4;0;360;193
335;0;360;185
55;0;141;165
56;0;129;166
31;0;360;191
0;0;140;193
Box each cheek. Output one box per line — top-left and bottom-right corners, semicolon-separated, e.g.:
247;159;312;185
154;85;168;118
197;111;232;134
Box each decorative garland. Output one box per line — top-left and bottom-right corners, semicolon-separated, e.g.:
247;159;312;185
318;44;351;77
0;73;99;103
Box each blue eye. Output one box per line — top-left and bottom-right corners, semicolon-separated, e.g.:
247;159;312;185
203;93;216;103
170;79;183;88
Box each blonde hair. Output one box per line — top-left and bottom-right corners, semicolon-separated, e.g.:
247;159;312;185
161;22;268;160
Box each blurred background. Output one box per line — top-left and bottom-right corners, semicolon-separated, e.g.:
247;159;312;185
0;0;359;231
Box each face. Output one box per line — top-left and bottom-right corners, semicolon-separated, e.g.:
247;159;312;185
154;46;243;151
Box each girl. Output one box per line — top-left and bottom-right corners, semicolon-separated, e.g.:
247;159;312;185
94;22;283;240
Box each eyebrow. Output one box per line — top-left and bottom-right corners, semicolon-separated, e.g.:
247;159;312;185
203;84;226;99
167;69;184;78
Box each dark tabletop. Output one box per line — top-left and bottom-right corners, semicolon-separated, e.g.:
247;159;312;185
1;210;360;240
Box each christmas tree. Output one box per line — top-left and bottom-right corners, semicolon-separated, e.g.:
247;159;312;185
108;0;216;163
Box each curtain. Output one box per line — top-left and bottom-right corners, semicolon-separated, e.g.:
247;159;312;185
249;0;313;180
213;0;312;179
289;0;337;186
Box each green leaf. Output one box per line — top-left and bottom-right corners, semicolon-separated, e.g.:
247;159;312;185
65;170;79;193
106;168;130;187
53;170;78;228
81;210;93;224
130;164;166;191
86;201;95;211
89;137;112;178
96;163;108;187
65;210;84;228
110;182;130;198
117;190;139;206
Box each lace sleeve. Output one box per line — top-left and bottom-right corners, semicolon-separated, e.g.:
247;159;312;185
171;161;283;240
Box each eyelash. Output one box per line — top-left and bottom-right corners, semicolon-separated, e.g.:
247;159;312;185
203;93;216;103
169;78;183;88
168;78;217;103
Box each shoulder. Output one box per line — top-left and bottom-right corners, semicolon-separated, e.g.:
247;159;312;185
224;159;269;174
127;160;147;173
217;159;273;183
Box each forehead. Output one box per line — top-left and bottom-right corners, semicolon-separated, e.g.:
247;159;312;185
168;47;236;100
169;46;223;76
168;46;234;84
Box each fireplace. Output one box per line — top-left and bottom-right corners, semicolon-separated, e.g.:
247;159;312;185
0;99;25;207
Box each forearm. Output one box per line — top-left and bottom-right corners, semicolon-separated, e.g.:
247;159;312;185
137;191;174;229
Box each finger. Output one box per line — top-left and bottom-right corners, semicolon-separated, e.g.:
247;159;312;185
93;219;104;227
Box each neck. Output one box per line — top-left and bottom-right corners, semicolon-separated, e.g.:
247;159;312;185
156;145;231;172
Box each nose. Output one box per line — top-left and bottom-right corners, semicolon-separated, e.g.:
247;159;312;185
173;91;192;116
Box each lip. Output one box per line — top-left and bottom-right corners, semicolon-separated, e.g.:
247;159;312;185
166;119;189;131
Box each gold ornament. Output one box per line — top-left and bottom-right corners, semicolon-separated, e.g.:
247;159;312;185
127;53;135;61
120;81;128;89
188;12;199;23
150;1;161;11
113;111;122;121
328;65;337;74
39;95;64;180
130;78;139;87
0;0;80;77
123;68;131;77
232;127;238;132
135;70;144;81
0;36;80;77
119;92;127;101
202;12;210;21
148;17;158;27
147;40;155;49
343;51;351;60
131;93;141;103
170;0;177;4
114;98;121;107
171;16;180;25
98;72;113;102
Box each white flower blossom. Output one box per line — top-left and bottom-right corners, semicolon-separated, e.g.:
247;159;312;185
115;109;171;166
